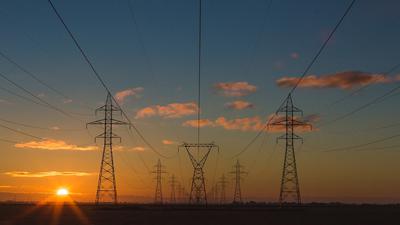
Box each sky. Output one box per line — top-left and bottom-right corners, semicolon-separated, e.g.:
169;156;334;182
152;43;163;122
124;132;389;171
0;0;400;203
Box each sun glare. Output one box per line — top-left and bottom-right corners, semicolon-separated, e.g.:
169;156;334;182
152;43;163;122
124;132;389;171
56;188;69;197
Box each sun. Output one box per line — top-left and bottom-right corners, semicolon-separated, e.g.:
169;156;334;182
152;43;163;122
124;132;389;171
56;188;69;197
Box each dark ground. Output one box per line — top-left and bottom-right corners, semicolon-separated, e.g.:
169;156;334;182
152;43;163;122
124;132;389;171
0;203;399;225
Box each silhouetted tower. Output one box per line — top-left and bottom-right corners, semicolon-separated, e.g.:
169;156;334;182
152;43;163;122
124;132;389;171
218;174;228;204
169;174;177;204
152;159;166;204
269;94;311;204
87;93;128;204
230;160;247;203
179;143;219;204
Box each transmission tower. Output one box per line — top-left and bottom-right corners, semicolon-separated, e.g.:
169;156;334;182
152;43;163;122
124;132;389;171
230;160;247;204
152;159;166;204
169;174;177;204
87;93;128;204
268;94;311;204
178;143;219;204
218;174;228;204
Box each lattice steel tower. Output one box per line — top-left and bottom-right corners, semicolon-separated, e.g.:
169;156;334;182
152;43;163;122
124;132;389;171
152;159;166;204
179;143;219;204
169;174;177;204
87;93;128;204
230;160;247;203
269;94;311;204
218;174;228;204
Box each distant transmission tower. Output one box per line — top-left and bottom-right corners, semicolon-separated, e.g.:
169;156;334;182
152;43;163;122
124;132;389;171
87;93;128;204
169;174;177;204
218;174;228;204
230;160;247;203
269;94;311;204
152;159;166;204
178;143;219;204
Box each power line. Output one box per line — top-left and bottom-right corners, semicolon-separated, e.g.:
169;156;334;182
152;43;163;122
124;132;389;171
0;71;79;120
0;117;83;132
0;123;43;140
197;0;202;145
0;85;46;107
126;0;155;79
231;0;356;157
47;0;170;159
328;62;400;106
323;134;400;152
0;50;70;100
318;80;400;128
287;0;356;95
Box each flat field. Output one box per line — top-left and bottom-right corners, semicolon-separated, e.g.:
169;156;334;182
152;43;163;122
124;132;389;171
0;203;399;225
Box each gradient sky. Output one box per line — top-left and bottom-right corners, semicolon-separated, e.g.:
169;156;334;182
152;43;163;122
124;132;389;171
0;0;399;203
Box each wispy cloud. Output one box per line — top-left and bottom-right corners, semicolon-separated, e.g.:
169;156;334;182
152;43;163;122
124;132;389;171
182;119;215;128
290;52;300;59
183;115;317;133
114;146;146;152
115;87;144;104
276;71;394;90
162;140;176;145
213;82;257;97
135;102;198;119
225;100;254;110
14;139;98;151
4;171;94;178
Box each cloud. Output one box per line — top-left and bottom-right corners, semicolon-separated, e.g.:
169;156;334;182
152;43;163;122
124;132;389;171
4;171;93;178
135;102;198;119
14;139;98;151
276;71;394;90
182;119;215;128
63;99;73;104
225;100;254;110
183;115;317;132
214;116;264;131
290;52;299;59
115;87;144;104
162;140;176;145
114;146;146;152
213;82;257;97
0;185;12;188
267;114;318;132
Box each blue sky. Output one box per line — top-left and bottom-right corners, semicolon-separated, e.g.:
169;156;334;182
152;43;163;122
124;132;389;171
0;0;399;203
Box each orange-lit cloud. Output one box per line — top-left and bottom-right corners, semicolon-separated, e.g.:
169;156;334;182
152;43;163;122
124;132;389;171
182;119;215;128
225;100;254;110
215;116;264;131
162;140;176;145
115;87;144;104
14;139;98;151
276;71;393;89
183;115;318;133
135;102;198;119
114;146;146;152
4;171;94;178
213;81;257;97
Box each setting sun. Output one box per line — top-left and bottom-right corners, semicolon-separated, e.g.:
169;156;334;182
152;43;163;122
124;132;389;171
56;188;69;197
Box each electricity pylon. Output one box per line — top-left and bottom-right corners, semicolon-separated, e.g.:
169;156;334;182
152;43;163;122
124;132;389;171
230;160;247;203
218;174;228;204
169;174;177;204
87;93;129;204
178;143;219;204
269;94;311;204
152;159;166;204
